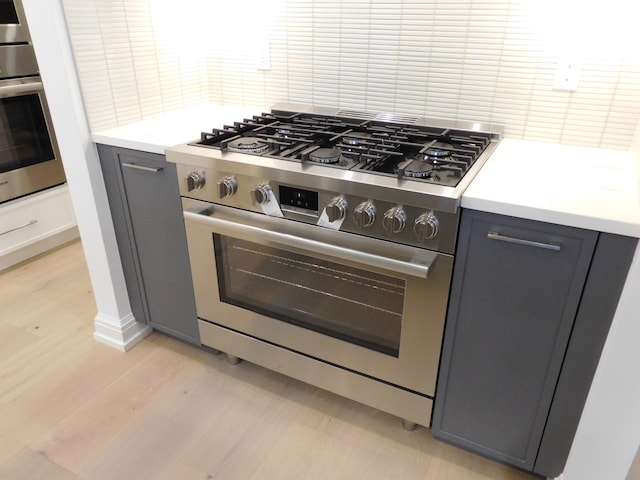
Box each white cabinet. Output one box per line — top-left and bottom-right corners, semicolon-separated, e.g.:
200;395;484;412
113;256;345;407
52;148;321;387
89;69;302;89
0;185;78;270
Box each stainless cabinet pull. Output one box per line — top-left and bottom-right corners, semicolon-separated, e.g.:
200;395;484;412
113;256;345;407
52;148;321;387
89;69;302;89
1;219;38;236
122;162;163;173
487;231;562;251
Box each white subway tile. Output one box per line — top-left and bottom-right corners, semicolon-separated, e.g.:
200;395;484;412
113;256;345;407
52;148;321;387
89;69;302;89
61;0;639;149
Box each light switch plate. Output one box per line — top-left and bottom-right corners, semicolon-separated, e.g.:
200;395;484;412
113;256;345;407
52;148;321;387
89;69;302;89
256;41;271;71
553;58;581;91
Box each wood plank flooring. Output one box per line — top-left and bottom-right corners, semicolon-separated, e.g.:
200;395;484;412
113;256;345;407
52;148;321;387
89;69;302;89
0;240;541;480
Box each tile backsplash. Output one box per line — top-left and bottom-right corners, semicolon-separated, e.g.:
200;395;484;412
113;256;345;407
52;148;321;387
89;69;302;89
62;0;640;150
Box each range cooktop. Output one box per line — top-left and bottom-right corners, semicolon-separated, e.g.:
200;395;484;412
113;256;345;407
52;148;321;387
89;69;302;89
191;104;500;188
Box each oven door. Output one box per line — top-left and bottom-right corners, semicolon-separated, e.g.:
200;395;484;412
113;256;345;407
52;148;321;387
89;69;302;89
183;198;453;397
0;79;65;203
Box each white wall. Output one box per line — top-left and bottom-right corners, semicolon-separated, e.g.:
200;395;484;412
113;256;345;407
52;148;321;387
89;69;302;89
634;118;640;198
62;0;640;150
61;0;210;131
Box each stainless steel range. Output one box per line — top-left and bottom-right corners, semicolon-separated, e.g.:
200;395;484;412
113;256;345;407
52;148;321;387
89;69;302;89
166;104;501;428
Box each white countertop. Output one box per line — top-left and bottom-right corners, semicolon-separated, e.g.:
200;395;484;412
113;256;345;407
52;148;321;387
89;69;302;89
91;103;267;155
463;139;640;238
92;106;640;238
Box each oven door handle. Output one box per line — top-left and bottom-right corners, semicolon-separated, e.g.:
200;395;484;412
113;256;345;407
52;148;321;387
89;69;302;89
0;81;44;96
184;210;437;279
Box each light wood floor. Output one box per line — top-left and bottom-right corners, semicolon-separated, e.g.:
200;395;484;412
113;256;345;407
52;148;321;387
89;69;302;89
0;240;544;480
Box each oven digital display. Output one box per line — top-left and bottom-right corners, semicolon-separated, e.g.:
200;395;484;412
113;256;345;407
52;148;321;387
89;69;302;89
279;185;318;212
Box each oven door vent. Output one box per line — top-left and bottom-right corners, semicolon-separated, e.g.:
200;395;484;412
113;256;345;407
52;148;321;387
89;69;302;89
337;109;420;125
337;109;377;120
376;113;419;124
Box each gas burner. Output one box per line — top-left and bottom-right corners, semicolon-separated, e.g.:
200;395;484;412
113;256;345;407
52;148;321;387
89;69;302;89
343;132;372;146
399;161;438;179
424;142;454;158
227;137;270;154
309;147;342;164
276;128;293;138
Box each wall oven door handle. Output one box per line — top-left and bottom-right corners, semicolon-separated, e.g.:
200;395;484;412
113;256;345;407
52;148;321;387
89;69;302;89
0;81;44;96
184;210;437;279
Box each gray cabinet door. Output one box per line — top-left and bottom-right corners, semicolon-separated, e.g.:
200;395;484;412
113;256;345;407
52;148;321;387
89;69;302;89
533;232;637;477
98;145;199;344
431;209;597;471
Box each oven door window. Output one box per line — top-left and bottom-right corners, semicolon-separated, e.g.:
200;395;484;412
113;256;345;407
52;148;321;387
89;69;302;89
0;1;19;24
0;93;55;174
214;235;404;357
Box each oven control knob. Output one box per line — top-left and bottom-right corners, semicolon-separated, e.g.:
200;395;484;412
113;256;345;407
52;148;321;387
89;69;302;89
325;196;348;222
414;211;439;242
217;175;238;199
186;171;206;191
382;205;407;235
252;183;272;205
353;201;376;228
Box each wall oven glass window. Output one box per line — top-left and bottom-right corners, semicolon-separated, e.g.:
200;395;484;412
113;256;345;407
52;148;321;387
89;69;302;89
0;0;29;43
1;91;54;170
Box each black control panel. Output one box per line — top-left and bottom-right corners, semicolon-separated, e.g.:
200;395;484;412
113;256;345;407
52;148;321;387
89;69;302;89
279;185;318;213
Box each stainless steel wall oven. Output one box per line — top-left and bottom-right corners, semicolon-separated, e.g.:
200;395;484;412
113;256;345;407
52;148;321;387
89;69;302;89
0;0;65;204
167;104;501;428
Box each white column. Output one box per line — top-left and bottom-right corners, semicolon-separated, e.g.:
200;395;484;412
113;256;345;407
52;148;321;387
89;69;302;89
22;0;151;351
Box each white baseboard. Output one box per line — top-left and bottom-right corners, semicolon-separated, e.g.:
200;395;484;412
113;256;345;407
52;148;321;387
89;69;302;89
93;311;152;352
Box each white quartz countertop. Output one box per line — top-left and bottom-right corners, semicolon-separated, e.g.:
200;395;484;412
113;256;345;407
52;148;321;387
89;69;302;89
91;104;267;155
463;139;640;238
92;106;640;238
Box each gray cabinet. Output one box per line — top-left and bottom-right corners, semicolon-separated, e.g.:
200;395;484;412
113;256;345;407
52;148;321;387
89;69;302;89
98;145;199;344
432;209;637;477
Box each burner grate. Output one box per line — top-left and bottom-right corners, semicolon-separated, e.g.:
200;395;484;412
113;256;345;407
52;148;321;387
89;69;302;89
192;109;495;187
